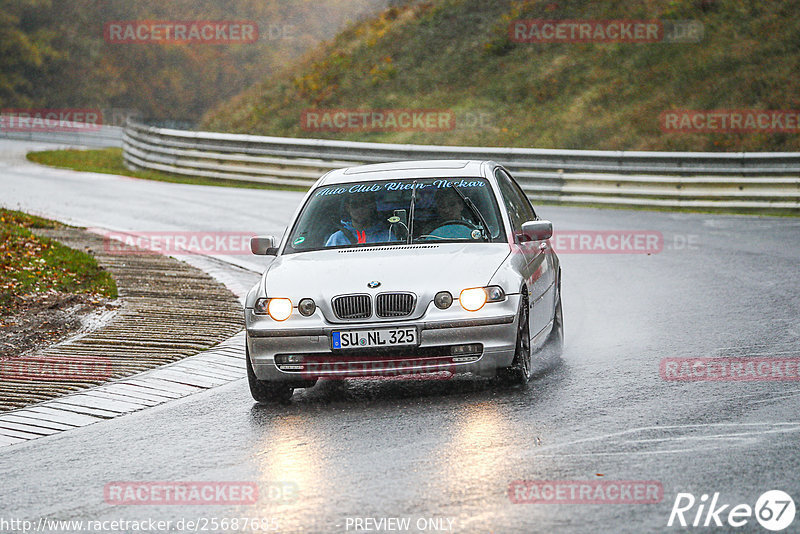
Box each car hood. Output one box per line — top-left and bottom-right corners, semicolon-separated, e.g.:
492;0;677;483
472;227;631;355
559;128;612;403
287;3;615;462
262;243;510;315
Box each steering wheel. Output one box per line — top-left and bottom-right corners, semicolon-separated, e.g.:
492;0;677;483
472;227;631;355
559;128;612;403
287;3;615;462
420;219;483;241
429;219;479;232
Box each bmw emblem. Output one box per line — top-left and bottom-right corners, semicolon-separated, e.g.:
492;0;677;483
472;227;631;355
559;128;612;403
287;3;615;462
367;280;381;288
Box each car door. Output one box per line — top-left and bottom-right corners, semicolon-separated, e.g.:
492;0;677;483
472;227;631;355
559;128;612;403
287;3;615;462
495;168;555;340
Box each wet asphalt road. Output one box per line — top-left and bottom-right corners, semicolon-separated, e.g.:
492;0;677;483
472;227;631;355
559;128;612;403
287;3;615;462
1;140;799;533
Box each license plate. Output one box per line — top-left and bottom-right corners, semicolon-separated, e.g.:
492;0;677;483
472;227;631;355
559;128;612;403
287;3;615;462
331;327;417;350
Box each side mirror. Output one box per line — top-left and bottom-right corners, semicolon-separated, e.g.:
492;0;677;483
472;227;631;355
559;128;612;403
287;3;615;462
521;220;553;241
250;235;278;256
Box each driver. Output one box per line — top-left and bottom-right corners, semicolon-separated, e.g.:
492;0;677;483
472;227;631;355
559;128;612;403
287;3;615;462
419;187;478;239
434;187;467;221
326;192;393;246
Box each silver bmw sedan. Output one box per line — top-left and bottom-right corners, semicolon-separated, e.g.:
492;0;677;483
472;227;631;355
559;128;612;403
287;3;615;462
245;160;563;402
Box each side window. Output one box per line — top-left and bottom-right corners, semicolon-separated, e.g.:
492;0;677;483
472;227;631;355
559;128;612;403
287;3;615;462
495;168;536;238
500;169;537;221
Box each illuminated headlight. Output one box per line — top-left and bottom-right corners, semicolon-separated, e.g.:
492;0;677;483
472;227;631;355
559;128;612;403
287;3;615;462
459;286;505;312
254;297;293;321
434;291;453;309
459;288;487;312
268;298;293;321
298;298;316;317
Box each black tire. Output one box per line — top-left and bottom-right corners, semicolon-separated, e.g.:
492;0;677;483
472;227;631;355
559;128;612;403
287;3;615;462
531;285;564;374
246;345;293;403
551;295;564;355
498;291;532;385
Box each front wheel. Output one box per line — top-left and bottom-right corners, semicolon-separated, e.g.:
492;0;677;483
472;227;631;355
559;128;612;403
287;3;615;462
247;345;293;403
498;291;531;385
551;295;564;355
530;291;564;374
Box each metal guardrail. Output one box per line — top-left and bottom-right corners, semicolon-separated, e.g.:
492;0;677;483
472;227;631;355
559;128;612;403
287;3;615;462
123;120;799;213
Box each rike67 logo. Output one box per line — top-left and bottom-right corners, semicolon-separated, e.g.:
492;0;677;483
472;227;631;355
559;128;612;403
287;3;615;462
668;490;795;531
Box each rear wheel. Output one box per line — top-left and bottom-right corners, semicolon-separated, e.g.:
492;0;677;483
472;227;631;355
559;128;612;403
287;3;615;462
247;345;293;403
498;291;531;385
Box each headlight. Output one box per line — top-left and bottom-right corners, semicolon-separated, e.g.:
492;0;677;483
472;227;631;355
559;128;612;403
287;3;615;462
434;291;453;309
254;297;293;321
268;298;293;321
486;286;505;302
459;286;505;312
298;298;316;317
254;298;269;315
459;288;487;312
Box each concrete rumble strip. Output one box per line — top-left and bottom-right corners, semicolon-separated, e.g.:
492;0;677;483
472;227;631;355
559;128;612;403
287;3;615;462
0;227;249;440
0;332;247;447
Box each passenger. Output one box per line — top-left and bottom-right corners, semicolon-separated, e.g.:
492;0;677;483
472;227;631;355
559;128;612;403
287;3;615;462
326;193;393;246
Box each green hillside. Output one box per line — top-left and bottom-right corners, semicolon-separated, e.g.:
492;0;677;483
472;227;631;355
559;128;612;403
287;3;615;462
201;0;800;151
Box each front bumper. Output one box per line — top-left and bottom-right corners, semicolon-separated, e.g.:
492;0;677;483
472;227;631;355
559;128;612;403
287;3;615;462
245;295;520;381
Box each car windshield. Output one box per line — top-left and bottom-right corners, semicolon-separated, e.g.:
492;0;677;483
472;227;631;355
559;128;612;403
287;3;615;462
284;177;505;253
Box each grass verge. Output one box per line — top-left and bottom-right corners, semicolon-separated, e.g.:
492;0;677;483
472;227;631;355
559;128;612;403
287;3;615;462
26;148;309;192
0;209;117;317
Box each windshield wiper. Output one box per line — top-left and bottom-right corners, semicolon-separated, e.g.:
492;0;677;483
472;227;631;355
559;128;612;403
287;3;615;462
451;184;490;241
407;180;418;244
